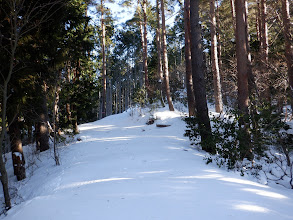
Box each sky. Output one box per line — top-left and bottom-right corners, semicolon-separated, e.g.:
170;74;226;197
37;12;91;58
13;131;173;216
88;0;180;28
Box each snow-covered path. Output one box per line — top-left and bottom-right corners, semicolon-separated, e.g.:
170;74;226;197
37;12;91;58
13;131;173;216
2;108;293;219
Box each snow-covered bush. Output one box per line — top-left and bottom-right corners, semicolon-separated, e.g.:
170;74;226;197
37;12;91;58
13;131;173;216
184;104;293;188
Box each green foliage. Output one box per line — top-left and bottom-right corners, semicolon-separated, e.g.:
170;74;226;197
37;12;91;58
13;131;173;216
184;116;203;145
184;104;293;170
253;104;293;161
0;0;99;134
132;87;147;107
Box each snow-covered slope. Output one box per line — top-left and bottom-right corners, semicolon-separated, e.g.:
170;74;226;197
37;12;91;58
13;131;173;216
2;107;293;220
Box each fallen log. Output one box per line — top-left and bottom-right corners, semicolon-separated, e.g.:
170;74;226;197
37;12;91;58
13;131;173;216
156;124;171;128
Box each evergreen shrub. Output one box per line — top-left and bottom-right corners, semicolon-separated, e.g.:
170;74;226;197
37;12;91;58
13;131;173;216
184;104;293;172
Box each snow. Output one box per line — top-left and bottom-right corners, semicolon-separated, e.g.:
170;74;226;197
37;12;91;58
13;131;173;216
1;107;293;219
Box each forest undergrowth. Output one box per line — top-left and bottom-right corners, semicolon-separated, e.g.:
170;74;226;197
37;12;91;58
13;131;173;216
184;104;293;189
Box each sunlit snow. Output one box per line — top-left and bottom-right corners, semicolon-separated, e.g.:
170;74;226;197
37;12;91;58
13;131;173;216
1;107;293;220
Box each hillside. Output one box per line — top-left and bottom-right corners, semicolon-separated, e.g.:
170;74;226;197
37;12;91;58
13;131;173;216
1;107;293;220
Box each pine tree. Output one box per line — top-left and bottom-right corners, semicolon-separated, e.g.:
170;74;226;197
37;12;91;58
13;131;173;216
190;0;215;154
210;0;223;113
259;0;270;101
281;0;293;109
156;0;165;107
184;0;196;116
161;0;174;111
235;0;250;114
100;0;107;118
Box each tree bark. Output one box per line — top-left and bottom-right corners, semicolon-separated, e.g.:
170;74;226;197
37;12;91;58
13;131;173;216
101;0;107;118
35;82;50;152
256;0;261;42
232;0;255;97
115;82;118;114
235;0;249;114
52;72;61;166
8;114;26;181
184;0;196;116
281;0;293;109
156;0;165;107
210;0;223;113
235;0;253;160
0;158;11;209
161;0;174;111
65;62;72;124
216;0;223;73
259;0;270;101
106;77;112;116
244;1;255;95
155;0;163;82
0;76;12;209
230;0;236;34
142;0;150;94
71;104;79;134
118;80;122;113
190;0;215;154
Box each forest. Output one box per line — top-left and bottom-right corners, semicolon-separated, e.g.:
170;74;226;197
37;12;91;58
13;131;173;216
0;0;293;215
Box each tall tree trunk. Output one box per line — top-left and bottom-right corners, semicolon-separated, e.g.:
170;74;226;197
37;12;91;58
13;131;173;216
184;0;196;116
216;0;222;72
217;0;226;105
66;62;72;125
155;0;163;82
235;0;253;160
71;67;79;134
138;0;147;97
256;0;261;42
106;77;110;116
98;91;103;119
115;82;118;114
230;0;236;34
156;0;165;107
0;76;11;209
244;1;255;95
118;80;122;113
232;0;255;96
71;105;79;134
161;0;174;111
281;0;293;109
259;0;270;101
106;78;112;116
7;113;26;181
52;74;61;166
123;86;126;112
190;0;215;154
125;81;129;110
235;0;249;114
35;82;50;152
129;79;133;107
101;0;107;118
142;0;150;95
210;0;223;113
71;61;81;133
0;155;10;209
